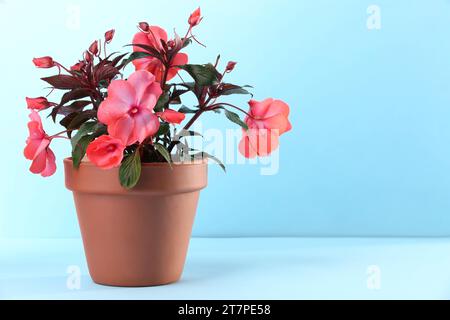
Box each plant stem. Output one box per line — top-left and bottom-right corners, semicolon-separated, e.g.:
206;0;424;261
161;66;169;90
208;102;251;117
167;109;204;153
55;62;72;74
50;129;75;139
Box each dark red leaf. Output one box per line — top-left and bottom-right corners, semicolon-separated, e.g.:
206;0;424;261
41;75;83;90
60;110;97;131
67;110;97;130
58;100;92;116
95;64;120;82
60;88;92;105
59;112;79;128
169;96;182;105
110;53;128;67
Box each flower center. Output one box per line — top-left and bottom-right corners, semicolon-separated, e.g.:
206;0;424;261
129;106;140;115
107;145;117;153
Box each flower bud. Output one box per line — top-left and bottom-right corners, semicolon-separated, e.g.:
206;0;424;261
32;56;55;68
188;7;202;27
89;40;99;56
167;40;175;49
26;97;50;110
138;22;150;32
105;29;115;43
84;51;93;63
71;61;85;72
226;61;237;73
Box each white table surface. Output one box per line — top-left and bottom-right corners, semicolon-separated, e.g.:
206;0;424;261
1;237;450;300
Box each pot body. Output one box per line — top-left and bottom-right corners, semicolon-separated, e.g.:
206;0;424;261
64;158;207;287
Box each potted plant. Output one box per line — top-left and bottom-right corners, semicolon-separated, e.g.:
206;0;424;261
24;8;292;287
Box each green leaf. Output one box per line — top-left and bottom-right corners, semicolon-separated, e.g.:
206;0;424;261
177;82;196;91
71;122;97;149
176;129;203;138
72;135;95;169
71;123;107;168
224;109;248;130
194;152;226;172
110;53;128;67
182;38;192;49
178;64;220;86
156;122;170;137
175;82;203;98
126;44;162;57
121;51;155;68
170;89;190;104
220;84;253;97
154;92;170;113
154;143;172;167
178;105;198;114
119;150;142;189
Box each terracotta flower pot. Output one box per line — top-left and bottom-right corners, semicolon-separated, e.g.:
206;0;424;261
64;158;208;287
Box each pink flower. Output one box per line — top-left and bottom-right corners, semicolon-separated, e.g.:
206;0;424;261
188;7;202;27
239;129;280;159
86;135;125;169
32;56;55;68
98;70;162;145
26;97;50;110
105;29;115;43
24;111;56;177
239;98;292;158
132;26;188;83
157;109;186;124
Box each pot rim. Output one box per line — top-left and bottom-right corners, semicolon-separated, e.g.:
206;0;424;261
64;157;208;195
63;157;208;168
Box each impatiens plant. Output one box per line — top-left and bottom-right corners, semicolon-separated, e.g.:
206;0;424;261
24;8;292;188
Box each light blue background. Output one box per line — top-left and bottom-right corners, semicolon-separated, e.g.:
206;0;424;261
1;0;450;238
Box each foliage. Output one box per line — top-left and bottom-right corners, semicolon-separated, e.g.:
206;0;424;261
24;8;291;189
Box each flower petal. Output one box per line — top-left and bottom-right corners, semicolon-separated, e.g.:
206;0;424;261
29;149;47;174
40;148;57;177
264;99;290;118
259;130;279;156
135;110;160;142
86;135;125;170
104;80;135;106
238;134;257;159
246;129;280;157
157;109;186;124
147;26;168;50
98;97;132;125
261;114;292;135
127;70;162;109
132;32;152;52
108;115;136;145
24;137;50;160
248;98;273;118
166;53;189;81
132;26;168;52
